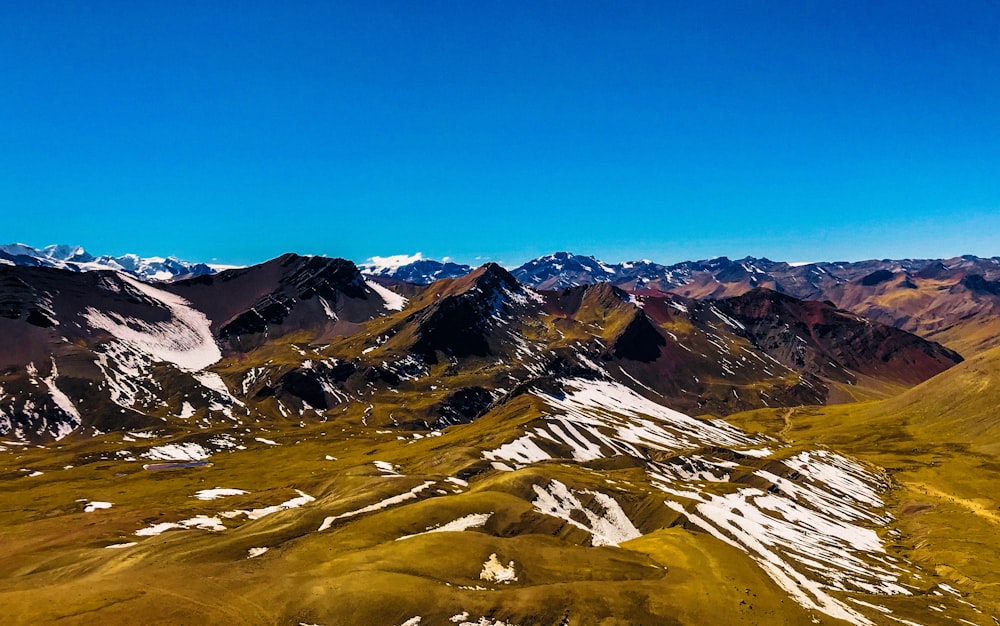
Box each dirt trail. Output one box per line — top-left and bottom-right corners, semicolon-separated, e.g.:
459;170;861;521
778;408;795;442
902;481;1000;527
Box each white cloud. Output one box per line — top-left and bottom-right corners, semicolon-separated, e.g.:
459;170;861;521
360;252;423;273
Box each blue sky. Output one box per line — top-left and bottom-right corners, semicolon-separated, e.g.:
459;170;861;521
2;1;998;266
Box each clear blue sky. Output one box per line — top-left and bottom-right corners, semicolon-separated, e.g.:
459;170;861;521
2;1;998;266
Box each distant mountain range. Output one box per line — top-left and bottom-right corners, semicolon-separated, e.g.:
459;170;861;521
0;243;217;282
6;244;1000;356
357;252;472;284
369;250;1000;356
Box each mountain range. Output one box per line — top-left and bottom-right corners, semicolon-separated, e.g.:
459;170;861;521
373;251;1000;357
0;243;218;281
1;247;998;625
9;244;1000;356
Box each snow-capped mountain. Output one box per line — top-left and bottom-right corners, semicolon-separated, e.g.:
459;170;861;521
510;253;789;291
511;251;623;289
0;243;217;281
358;252;472;284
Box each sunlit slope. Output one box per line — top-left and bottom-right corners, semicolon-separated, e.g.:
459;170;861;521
2;377;990;625
727;345;1000;619
733;344;1000;454
0;410;820;625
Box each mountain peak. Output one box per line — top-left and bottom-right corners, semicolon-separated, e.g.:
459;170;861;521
460;262;522;295
41;244;93;262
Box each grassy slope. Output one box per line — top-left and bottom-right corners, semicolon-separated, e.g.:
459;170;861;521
0;398;831;626
727;345;1000;618
2;305;996;624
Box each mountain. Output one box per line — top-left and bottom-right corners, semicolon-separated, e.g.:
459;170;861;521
0;243;217;281
0;252;995;626
511;251;623;289
0;255;408;439
509;253;1000;357
713;287;963;388
373;251;1000;357
359;252;472;284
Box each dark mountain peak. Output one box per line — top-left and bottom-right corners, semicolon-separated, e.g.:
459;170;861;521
611;309;666;362
549;281;631;318
586;280;629;300
715;288;962;386
167;253;381;346
406;264;539;363
962;274;1000;296
464;262;521;294
916;261;951;280
280;255;366;299
859;269;896;286
512;252;620;289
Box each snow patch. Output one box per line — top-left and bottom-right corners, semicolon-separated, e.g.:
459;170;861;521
40;359;81;439
142;442;212;461
223;490;314;521
365;279;408;311
82;274;221;371
480;553;518;584
531;480;640;547
397;512;492;541
135;515;226;536
318;481;435;531
193;488;247;501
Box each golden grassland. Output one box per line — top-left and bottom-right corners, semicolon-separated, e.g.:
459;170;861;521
1;345;998;624
727;345;1000;619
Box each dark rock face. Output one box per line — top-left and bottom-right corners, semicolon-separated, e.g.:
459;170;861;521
612;312;666;362
283;255;369;301
916;261;950;280
252;360;360;410
412;296;493;362
715;263;752;284
715;288;963;386
24;309;55;328
275;369;329;410
219;298;292;338
411;264;526;363
435;387;494;426
860;269;895;286
0;269;55;327
962;274;1000;296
